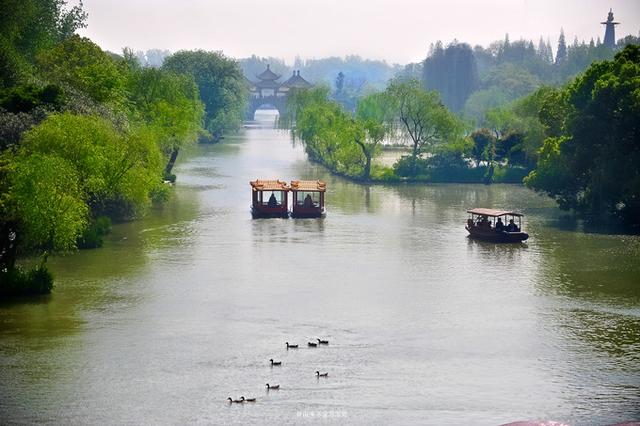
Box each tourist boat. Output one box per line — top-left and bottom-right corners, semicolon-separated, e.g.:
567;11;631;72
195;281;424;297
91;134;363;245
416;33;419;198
465;208;529;242
250;179;290;218
290;180;326;218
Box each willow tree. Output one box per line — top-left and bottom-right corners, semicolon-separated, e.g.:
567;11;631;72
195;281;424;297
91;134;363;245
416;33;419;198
127;67;204;179
290;87;386;180
385;79;462;176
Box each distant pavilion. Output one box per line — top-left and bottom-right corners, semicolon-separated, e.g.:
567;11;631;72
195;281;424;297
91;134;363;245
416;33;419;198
246;65;312;119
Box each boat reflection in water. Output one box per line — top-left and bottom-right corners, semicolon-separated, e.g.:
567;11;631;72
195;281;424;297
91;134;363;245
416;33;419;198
465;208;529;243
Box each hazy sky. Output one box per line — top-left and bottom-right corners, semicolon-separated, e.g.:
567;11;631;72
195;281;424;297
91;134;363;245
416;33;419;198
75;0;640;64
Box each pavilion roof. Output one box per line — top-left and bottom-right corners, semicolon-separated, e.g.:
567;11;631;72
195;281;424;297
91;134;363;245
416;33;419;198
250;179;289;191
256;65;280;81
281;71;313;89
290;180;326;192
467;208;523;217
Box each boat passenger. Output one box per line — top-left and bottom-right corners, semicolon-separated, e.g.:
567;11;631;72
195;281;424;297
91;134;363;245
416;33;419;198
506;219;519;232
467;218;474;228
480;216;491;229
496;217;505;231
268;192;278;207
303;194;313;208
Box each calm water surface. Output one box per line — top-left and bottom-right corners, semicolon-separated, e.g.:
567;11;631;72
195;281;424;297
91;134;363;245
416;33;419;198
1;112;639;425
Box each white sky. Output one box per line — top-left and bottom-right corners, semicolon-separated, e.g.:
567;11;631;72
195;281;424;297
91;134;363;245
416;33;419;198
75;0;640;64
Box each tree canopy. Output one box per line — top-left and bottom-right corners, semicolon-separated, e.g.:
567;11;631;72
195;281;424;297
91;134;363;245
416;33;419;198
525;45;640;227
163;50;246;141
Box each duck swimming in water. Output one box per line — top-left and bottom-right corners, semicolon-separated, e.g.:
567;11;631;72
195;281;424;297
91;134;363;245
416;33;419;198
269;359;282;366
308;342;318;347
286;342;298;349
316;371;328;377
227;397;243;403
317;338;329;345
265;383;280;390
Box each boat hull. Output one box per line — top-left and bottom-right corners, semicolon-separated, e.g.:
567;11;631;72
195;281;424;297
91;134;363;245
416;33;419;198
251;206;289;219
290;206;325;218
466;226;529;243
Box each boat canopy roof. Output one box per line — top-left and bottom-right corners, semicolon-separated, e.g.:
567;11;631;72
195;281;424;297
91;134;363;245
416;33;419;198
250;179;289;191
467;208;523;217
290;180;326;192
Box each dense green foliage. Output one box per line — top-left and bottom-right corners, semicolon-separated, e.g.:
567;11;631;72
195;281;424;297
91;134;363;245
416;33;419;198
291;88;387;180
37;35;128;105
126;66;204;178
0;263;53;296
525;45;640;227
163;50;246;141
0;0;211;295
0;0;87;87
385;80;463;177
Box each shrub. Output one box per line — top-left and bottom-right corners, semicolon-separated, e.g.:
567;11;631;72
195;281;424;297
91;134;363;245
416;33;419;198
0;265;53;297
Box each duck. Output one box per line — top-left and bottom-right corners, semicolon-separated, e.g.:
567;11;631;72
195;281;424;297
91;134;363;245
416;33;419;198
286;342;298;349
227;397;243;403
308;342;318;347
316;371;329;377
269;358;282;366
241;396;256;402
317;338;329;345
265;383;280;390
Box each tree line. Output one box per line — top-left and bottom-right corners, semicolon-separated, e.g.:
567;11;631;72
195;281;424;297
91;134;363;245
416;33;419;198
398;31;640;121
0;0;247;296
287;45;640;230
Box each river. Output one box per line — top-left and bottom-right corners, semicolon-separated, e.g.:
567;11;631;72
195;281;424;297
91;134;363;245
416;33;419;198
1;111;639;425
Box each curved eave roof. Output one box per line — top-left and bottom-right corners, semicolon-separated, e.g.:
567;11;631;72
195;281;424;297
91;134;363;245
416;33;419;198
250;179;289;191
281;75;313;89
290;180;326;192
256;67;280;81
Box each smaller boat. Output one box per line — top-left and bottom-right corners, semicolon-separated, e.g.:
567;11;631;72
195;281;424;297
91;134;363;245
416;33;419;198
290;180;326;218
250;179;289;218
466;208;529;243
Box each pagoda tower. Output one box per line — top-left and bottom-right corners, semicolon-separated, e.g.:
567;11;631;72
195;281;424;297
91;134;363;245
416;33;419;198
601;9;619;49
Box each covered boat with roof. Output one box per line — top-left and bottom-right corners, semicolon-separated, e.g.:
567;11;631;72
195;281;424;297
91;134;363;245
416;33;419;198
250;179;289;218
290;180;326;218
465;208;529;242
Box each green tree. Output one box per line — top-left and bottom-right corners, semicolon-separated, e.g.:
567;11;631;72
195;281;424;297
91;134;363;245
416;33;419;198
127;67;204;178
18;113;163;217
0;0;87;87
555;29;567;65
8;153;88;251
422;41;478;112
36;35;127;106
386;80;462;176
470;128;495;166
163;50;247;141
526;45;640;227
